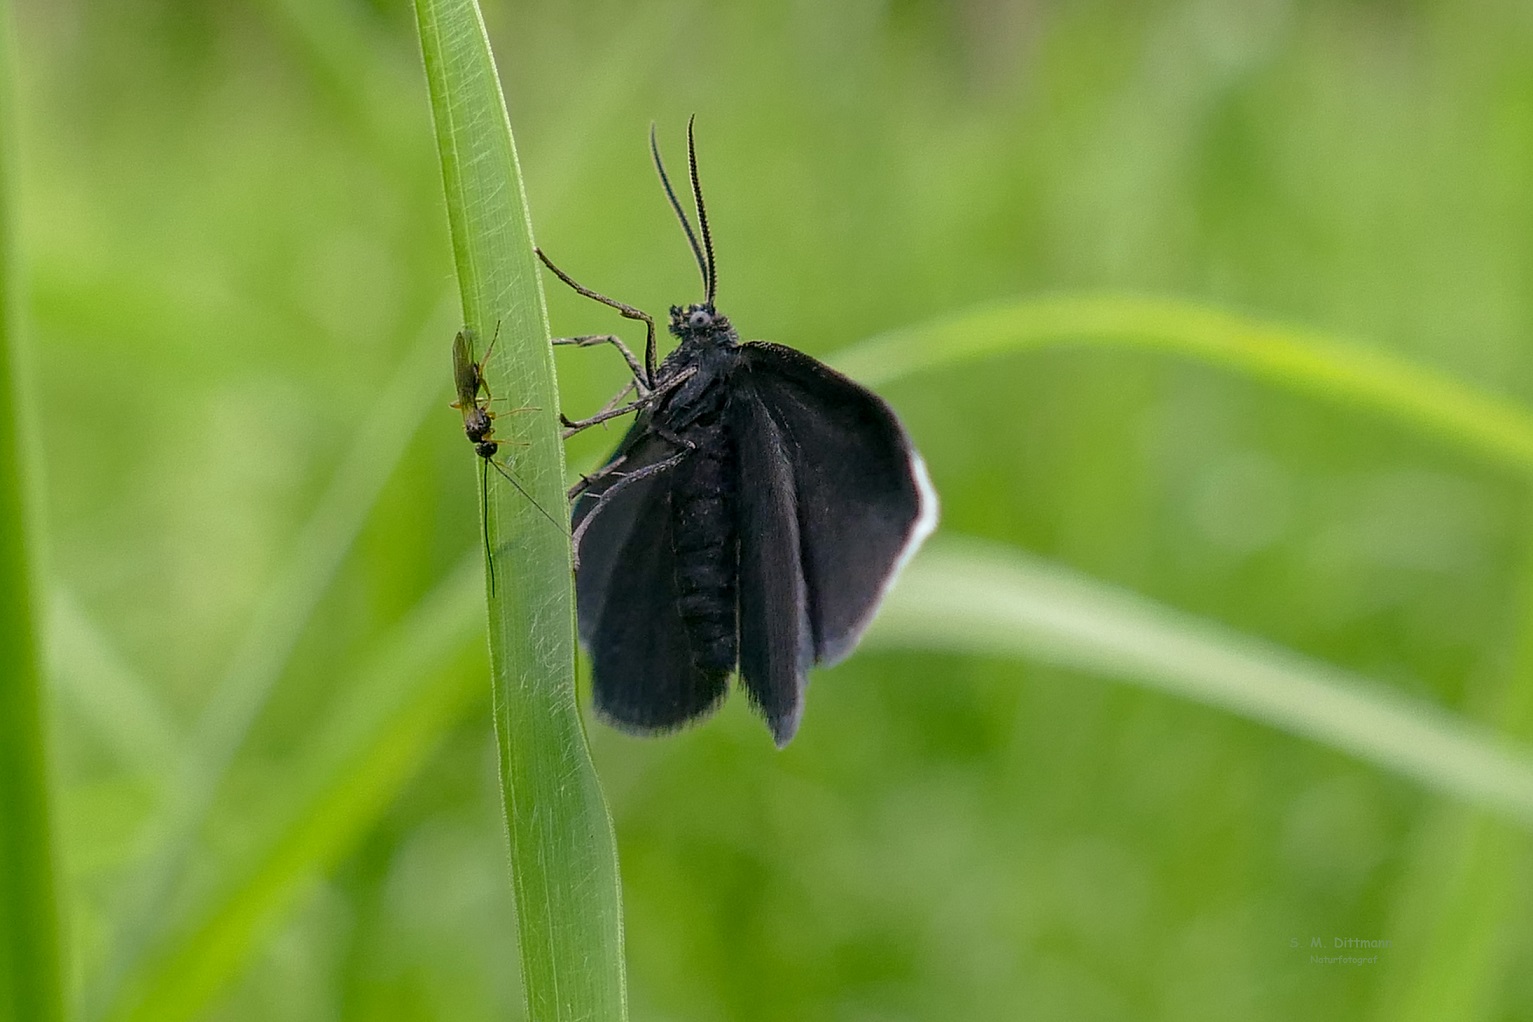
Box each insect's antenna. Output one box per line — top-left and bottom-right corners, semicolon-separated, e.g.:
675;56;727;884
479;461;497;596
650;122;710;299
486;458;564;532
686;114;717;305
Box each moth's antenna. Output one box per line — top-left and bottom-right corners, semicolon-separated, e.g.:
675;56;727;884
686;115;717;305
650;123;710;299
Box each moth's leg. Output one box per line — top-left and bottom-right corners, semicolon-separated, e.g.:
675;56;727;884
558;367;695;437
650;425;692;449
567;456;623;503
567;437;639;502
536;247;658;388
592;380;637;416
569;448;689;566
558;381;636;439
560;396;652;436
552;335;650;396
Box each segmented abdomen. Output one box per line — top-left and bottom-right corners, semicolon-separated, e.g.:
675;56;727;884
672;427;737;673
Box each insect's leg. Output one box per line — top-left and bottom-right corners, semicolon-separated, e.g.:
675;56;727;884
483;457;563;531
569;448;689;566
479;320;502;368
536;247;658;389
552;335;650;395
467;321;504;405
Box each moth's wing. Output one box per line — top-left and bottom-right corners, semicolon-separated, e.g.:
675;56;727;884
573;425;727;733
571;418;667;641
731;391;813;746
735;342;938;665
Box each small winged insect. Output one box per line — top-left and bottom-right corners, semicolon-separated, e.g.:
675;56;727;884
540;118;937;746
450;324;557;593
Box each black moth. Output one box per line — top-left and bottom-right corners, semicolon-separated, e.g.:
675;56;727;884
540;119;936;746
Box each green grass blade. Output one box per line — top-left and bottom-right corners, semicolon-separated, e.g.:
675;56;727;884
0;2;69;1019
413;1;627;1019
107;556;486;1022
835;295;1533;474
869;538;1533;828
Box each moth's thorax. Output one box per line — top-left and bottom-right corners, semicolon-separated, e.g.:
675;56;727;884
654;318;744;431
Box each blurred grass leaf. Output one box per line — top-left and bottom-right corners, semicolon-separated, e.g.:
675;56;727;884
91;301;455;1022
105;557;486;1022
48;589;179;779
0;0;69;1018
414;0;627;1020
837;296;1533;474
87;285;1533;1018
869;538;1533;828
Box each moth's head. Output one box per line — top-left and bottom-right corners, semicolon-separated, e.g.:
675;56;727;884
668;302;732;342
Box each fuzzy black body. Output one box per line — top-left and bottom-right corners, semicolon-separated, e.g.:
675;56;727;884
666;411;737;674
572;309;936;746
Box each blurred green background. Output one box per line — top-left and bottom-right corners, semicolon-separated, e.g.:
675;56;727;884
13;0;1533;1018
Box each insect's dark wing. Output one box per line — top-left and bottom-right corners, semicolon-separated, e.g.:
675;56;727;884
573;425;727;733
451;330;480;404
735;342;938;665
732;392;813;746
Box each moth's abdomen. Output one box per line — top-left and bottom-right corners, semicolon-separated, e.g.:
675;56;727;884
672;429;737;673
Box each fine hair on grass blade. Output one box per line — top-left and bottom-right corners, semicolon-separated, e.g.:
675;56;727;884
414;0;627;1019
0;0;69;1017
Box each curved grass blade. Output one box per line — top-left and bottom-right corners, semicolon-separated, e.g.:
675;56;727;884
82;274;1533;1017
0;1;69;1017
867;538;1533;828
413;1;626;1019
835;295;1533;475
